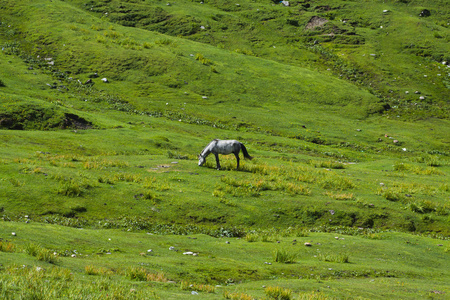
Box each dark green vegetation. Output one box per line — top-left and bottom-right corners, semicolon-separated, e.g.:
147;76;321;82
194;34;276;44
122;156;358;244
0;0;449;298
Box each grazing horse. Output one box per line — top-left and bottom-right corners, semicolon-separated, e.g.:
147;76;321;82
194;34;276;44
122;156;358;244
198;139;253;170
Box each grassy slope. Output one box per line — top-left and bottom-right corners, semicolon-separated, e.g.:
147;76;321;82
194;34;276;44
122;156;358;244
0;0;449;298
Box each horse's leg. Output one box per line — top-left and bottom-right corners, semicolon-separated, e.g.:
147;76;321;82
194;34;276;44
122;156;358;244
214;153;221;170
234;152;240;170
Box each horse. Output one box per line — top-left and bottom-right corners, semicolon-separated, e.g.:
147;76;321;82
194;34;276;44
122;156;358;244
198;139;253;170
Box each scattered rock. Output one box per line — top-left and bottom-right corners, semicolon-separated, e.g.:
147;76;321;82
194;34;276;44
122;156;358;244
11;232;16;236
169;246;175;250
101;78;108;83
304;242;312;247
306;16;329;30
419;9;431;17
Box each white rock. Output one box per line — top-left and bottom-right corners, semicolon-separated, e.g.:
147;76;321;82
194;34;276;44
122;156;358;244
183;251;194;255
169;246;175;250
11;232;16;236
101;78;108;83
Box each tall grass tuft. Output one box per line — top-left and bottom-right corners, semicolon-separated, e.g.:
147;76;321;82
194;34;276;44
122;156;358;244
264;286;293;300
317;252;350;263
57;180;83;197
298;291;332;300
126;267;148;281
25;243;59;264
223;290;254;300
0;241;15;252
273;248;297;264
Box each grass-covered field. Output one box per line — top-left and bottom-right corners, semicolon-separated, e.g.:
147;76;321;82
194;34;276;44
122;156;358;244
0;0;449;298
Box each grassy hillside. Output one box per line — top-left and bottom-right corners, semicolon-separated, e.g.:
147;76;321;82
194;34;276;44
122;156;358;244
0;0;449;298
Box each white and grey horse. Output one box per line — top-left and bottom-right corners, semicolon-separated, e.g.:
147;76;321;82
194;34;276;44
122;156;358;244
198;139;253;170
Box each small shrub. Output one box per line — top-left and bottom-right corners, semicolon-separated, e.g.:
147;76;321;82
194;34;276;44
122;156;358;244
273;249;297;264
264;286;292;300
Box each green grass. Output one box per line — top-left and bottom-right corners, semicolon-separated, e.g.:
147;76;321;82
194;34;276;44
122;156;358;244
0;0;449;298
0;222;449;299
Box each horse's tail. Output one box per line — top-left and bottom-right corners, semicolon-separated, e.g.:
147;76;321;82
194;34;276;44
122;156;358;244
240;143;253;160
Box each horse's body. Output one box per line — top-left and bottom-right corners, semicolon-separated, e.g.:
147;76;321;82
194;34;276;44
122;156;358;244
198;139;253;170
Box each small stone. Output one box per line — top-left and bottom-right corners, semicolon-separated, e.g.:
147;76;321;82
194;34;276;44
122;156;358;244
225;241;230;244
304;242;312;247
11;232;16;236
169;246;175;250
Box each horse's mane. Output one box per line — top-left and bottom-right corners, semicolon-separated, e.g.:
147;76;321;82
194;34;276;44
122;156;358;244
200;139;219;156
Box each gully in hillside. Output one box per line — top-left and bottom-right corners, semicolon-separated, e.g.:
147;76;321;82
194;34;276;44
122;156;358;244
198;139;253;170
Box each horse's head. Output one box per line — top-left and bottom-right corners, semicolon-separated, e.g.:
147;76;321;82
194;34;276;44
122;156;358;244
198;154;205;166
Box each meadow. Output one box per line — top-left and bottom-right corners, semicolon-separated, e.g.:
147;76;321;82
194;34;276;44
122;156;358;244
0;0;449;298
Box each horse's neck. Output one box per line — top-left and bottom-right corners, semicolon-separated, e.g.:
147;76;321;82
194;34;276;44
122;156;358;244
201;140;218;157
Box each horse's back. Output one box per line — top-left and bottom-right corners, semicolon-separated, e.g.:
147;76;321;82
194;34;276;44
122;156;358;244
214;139;240;154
